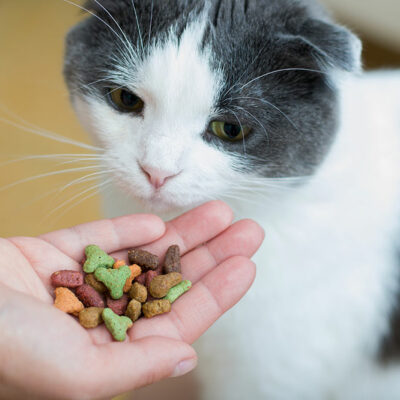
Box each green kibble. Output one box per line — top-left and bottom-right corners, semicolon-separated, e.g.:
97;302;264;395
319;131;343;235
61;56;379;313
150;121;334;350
83;245;115;273
94;265;131;299
163;280;192;303
102;308;133;341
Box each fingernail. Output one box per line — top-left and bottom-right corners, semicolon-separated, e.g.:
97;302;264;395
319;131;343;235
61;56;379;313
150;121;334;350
171;358;197;378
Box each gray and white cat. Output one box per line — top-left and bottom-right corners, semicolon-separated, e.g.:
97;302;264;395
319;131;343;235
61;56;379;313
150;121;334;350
64;0;400;398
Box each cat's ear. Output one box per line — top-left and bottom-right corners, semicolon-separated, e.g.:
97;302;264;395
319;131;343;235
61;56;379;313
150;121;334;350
280;19;362;72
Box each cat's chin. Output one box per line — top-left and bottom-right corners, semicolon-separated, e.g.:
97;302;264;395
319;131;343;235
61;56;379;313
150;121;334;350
133;191;202;214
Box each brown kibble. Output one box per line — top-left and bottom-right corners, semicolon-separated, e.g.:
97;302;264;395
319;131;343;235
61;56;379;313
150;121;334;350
85;273;107;293
113;259;126;269
142;299;171;318
125;299;142;322
129;282;147;303
76;284;105;308
107;294;129;315
163;245;181;274
128;249;159;270
54;287;84;315
145;270;159;288
149;272;182;298
51;270;84;288
79;307;104;329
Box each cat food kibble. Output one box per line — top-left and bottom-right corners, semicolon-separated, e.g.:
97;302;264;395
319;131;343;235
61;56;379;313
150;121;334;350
94;265;131;299
163;245;181;274
102;308;133;341
125;299;142;322
145;270;159;288
107;294;129;315
128;249;159;270
76;284;105;308
142;299;171;318
164;280;192;303
51;244;191;341
85;273;107;293
54;287;84;315
130;282;147;303
135;272;146;285
83;244;115;273
149;272;183;298
79;307;104;329
51;270;84;288
124;265;142;292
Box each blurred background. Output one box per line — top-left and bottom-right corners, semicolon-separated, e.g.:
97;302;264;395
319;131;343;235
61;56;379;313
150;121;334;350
0;0;399;238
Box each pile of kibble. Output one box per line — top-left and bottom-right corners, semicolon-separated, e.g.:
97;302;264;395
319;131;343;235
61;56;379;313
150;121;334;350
52;244;191;341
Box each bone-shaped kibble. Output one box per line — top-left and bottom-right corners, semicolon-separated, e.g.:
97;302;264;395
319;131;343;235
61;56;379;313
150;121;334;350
54;287;84;315
94;265;131;299
163;280;192;303
102;308;133;341
113;262;142;293
83;245;115;273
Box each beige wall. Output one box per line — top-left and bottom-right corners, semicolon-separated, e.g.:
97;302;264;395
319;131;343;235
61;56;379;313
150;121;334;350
0;1;101;237
320;0;400;51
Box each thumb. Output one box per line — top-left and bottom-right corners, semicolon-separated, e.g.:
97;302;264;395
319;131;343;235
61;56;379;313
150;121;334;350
88;336;197;398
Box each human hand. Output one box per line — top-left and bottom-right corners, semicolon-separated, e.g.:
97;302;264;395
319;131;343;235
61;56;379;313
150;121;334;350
0;201;264;400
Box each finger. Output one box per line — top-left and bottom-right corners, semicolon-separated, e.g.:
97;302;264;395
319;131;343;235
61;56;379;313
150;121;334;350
130;256;256;344
88;337;197;398
38;214;166;262
9;237;80;290
110;200;233;261
181;219;264;283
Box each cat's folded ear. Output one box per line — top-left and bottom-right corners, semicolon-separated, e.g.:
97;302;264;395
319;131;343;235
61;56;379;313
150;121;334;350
280;19;362;72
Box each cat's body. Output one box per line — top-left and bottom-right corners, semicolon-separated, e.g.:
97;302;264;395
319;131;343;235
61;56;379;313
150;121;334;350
64;1;400;398
102;71;400;400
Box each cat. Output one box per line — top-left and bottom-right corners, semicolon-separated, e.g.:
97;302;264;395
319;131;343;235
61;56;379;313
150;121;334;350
64;0;400;398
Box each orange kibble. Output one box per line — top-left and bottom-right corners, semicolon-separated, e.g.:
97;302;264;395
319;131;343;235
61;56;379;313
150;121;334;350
54;287;84;315
124;264;142;292
113;260;126;269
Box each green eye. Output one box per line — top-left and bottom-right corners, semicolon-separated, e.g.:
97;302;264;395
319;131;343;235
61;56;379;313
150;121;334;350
209;121;251;142
108;88;144;113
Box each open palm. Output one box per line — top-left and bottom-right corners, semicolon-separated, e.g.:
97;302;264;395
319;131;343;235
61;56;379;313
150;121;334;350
0;201;264;400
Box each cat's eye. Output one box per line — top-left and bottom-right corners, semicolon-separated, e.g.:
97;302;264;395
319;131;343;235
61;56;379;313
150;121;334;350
209;121;251;142
108;88;144;113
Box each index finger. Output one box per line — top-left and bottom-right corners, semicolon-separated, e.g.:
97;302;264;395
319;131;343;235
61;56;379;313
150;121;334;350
38;214;166;262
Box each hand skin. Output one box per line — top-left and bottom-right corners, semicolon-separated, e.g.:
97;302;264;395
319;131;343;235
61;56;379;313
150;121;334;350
0;201;264;400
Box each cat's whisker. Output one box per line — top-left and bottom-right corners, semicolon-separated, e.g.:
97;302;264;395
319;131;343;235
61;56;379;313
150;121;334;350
0;165;100;193
20;171;109;211
0;153;103;167
55;169;112;194
148;0;154;48
228;107;247;154
61;0;137;65
45;178;108;220
0;116;101;151
238;67;328;92
230;95;301;134
230;104;270;145
130;0;144;55
44;178;113;225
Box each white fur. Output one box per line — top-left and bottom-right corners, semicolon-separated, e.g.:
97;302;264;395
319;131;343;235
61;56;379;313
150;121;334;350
73;19;400;400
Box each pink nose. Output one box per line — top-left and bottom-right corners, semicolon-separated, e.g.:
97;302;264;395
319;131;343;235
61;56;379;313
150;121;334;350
140;165;177;189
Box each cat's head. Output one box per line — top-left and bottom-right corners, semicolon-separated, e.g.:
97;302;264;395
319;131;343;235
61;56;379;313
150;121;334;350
64;0;361;211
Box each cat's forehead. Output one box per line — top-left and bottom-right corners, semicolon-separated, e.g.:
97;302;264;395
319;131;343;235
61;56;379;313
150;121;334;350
134;18;222;122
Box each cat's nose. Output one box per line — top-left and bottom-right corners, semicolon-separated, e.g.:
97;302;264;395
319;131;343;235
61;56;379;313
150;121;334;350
139;164;177;189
